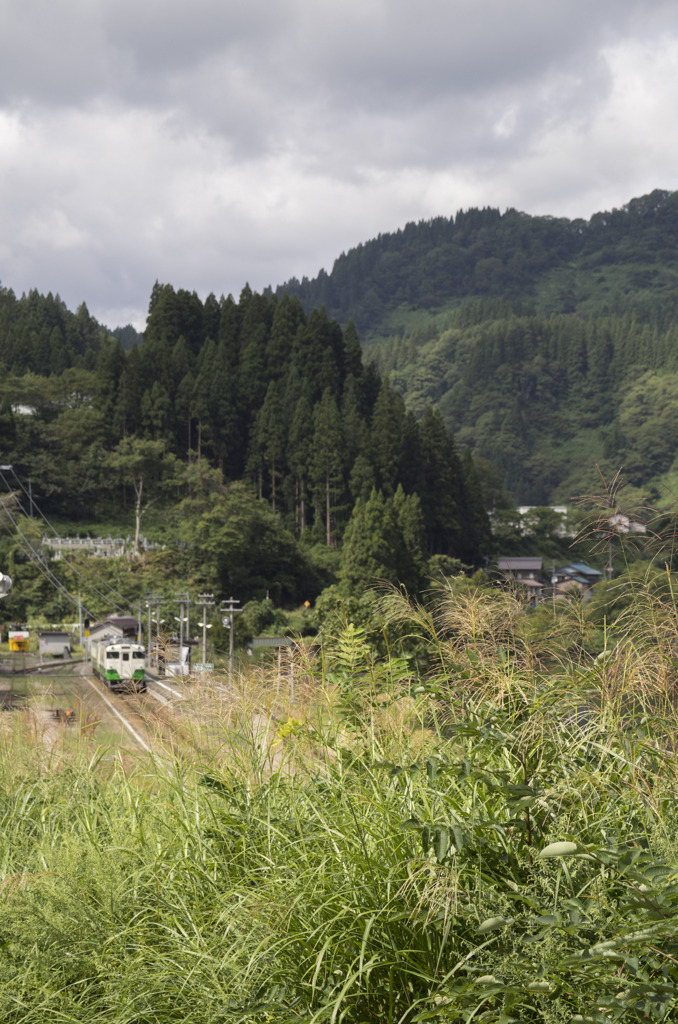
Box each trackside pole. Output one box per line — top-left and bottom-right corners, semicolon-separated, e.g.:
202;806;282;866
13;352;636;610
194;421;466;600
220;597;241;680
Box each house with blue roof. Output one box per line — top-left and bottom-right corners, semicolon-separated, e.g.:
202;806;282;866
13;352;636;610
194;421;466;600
554;562;602;598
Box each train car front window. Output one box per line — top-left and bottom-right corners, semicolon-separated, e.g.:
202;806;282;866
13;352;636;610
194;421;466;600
107;651;120;659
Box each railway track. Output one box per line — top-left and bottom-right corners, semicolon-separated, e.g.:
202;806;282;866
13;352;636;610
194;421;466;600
11;659;224;760
145;674;185;707
81;668;216;759
76;670;187;754
70;669;219;766
78;671;154;753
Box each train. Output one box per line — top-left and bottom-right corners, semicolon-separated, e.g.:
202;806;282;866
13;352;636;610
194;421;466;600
89;636;147;693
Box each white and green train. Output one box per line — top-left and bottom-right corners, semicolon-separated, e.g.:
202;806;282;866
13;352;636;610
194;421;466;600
90;636;147;693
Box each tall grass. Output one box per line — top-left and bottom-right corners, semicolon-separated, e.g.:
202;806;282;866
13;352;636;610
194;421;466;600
2;580;678;1021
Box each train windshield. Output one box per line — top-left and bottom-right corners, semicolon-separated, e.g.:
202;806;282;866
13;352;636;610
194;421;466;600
107;651;120;659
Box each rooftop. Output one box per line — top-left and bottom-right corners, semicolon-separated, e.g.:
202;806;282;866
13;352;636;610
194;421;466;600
497;557;543;570
559;563;602;577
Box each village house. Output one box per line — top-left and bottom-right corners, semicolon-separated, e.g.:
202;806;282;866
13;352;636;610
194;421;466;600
496;556;543;581
88;617;140;643
496;556;545;605
496;557;603;606
552;562;602;599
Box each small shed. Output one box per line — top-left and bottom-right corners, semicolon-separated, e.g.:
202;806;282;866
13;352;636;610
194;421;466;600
38;630;72;659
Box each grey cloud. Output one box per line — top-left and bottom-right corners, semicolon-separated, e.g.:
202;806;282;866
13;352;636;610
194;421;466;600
0;1;643;115
130;0;641;169
1;0;678;328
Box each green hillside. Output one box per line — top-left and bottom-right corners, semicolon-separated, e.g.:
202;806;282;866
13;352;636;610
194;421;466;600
276;190;678;504
0;283;494;623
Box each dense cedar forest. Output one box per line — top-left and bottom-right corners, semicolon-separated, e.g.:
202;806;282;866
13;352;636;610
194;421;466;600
276;189;678;504
0;282;490;612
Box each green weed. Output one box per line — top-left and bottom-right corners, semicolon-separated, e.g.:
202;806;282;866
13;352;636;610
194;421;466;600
0;579;678;1020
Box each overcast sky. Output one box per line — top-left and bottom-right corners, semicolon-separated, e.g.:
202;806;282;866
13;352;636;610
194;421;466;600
1;0;677;329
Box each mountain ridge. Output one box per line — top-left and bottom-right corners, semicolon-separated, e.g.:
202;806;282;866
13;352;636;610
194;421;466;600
273;188;678;336
273;188;678;507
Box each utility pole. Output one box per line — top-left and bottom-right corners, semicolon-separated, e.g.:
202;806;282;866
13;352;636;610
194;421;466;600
220;597;241;678
177;594;184;650
176;591;190;652
197;592;215;664
155;595;164;673
84;612;90;662
145;594;153;666
145;593;154;667
145;592;162;669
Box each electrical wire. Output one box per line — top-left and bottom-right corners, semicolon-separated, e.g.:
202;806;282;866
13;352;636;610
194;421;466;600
0;492;93;616
5;465;131;607
1;467;131;613
4;467;57;538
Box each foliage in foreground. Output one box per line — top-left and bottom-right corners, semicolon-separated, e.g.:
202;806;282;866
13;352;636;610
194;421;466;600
2;581;678;1020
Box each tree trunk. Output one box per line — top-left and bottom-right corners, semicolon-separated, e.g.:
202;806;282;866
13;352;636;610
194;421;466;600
294;478;300;534
133;477;143;556
325;467;331;546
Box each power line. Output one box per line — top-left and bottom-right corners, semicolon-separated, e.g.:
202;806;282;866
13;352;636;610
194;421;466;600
0;467;130;614
8;464;131;608
3;467;55;537
0;491;93;616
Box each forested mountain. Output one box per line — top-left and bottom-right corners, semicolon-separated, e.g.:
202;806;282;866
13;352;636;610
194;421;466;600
0;288;116;374
275;189;678;504
0;282;490;609
274;189;678;335
4;185;678;613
